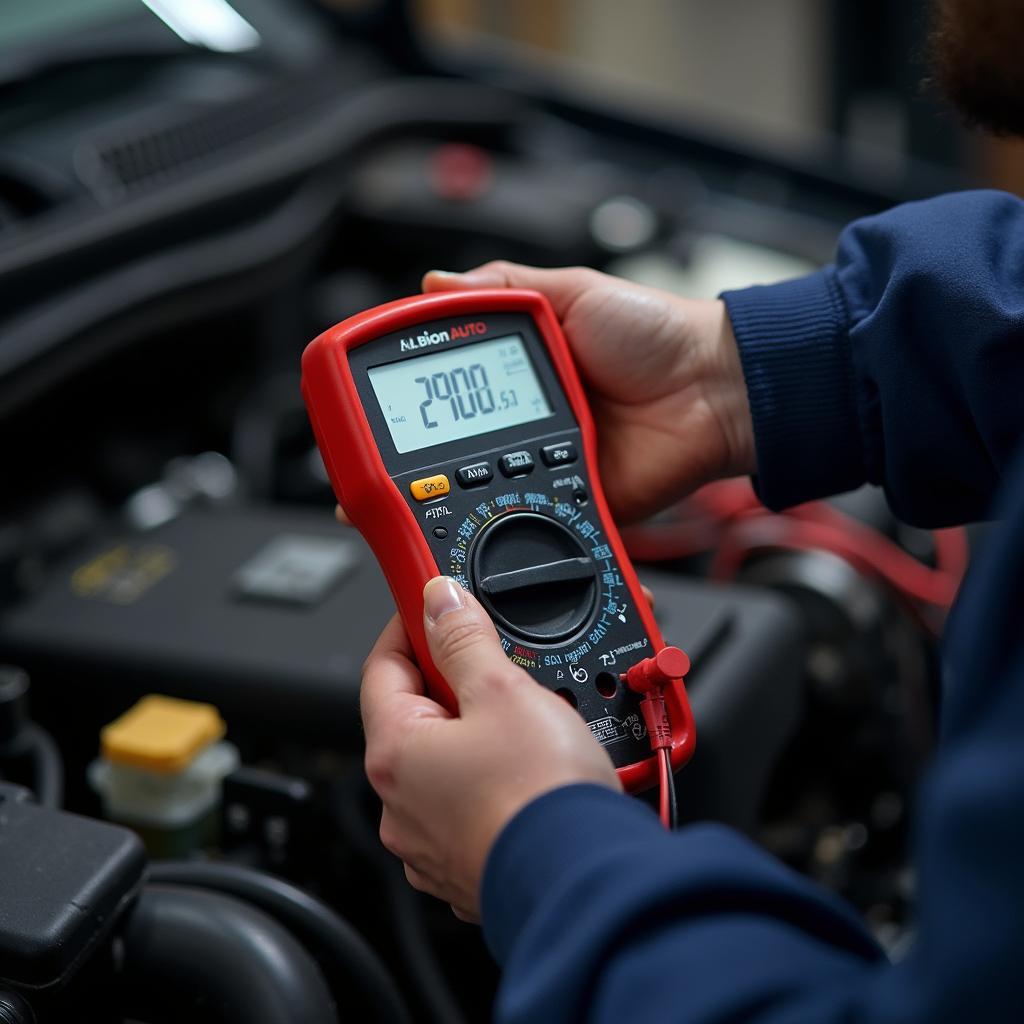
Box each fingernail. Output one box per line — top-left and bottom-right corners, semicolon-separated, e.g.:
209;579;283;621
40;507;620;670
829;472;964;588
424;576;465;623
459;269;502;284
429;267;502;286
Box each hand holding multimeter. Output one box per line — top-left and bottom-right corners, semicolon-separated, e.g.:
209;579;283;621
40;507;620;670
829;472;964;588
302;271;704;814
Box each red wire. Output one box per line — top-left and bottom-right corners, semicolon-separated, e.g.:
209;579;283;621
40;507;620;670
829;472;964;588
688;477;761;518
711;515;960;606
622;479;969;620
657;745;671;828
619;518;718;561
933;525;970;578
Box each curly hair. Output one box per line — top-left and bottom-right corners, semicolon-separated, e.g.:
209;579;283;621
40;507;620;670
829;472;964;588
929;0;1024;136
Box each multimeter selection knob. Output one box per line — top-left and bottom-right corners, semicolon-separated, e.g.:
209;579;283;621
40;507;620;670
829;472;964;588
469;511;599;644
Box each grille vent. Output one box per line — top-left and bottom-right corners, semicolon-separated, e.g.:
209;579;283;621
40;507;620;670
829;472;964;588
83;75;341;196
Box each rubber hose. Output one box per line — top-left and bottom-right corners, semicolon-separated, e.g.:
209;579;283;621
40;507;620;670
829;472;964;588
147;861;411;1024
118;885;337;1024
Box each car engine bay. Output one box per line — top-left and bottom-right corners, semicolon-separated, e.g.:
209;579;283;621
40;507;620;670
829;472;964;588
0;2;968;1020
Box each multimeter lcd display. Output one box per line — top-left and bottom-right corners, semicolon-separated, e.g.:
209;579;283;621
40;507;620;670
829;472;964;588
367;334;553;454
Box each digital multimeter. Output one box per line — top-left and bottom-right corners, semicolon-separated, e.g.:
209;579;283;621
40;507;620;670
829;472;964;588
301;289;694;791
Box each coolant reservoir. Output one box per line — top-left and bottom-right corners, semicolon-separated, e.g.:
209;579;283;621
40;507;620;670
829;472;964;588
89;694;238;856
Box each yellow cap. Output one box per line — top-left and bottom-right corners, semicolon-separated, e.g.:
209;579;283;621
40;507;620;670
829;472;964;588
101;695;226;774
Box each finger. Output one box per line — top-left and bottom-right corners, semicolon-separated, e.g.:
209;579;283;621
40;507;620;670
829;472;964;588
451;905;480;924
360;615;441;748
335;504;352;527
422;262;596;318
421;576;516;709
641;583;655;611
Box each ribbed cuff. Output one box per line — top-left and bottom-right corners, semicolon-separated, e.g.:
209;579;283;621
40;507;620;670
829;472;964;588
480;784;661;963
721;268;865;509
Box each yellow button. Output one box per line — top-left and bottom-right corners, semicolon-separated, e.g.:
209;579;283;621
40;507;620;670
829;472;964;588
101;695;226;774
410;474;451;501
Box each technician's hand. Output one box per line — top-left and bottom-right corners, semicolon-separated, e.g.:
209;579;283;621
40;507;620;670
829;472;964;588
423;263;754;522
361;576;620;920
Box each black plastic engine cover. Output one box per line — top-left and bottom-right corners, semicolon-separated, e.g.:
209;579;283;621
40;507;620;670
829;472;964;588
0;784;146;990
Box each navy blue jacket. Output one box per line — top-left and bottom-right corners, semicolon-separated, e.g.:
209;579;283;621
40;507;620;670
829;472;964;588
480;191;1024;1023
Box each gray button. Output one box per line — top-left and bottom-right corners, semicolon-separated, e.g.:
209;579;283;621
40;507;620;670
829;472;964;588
499;451;535;477
540;442;578;467
456;462;493;488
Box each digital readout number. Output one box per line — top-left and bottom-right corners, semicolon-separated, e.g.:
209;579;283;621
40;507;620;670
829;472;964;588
415;363;519;430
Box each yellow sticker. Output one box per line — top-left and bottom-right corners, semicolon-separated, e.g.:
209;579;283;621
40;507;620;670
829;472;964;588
71;544;177;604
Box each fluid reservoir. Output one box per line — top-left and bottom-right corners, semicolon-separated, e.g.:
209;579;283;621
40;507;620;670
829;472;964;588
89;694;238;857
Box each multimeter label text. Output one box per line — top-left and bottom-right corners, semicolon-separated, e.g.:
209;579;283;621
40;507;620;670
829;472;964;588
397;320;487;352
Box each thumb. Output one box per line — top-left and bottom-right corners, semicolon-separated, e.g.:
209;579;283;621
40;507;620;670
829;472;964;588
422;261;595;318
422;576;512;707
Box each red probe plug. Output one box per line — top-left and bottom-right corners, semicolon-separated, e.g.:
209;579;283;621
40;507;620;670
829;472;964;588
621;647;690;829
621;646;691;695
621;646;690;751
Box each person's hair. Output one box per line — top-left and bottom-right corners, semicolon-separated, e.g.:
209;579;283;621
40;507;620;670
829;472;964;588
928;0;1024;137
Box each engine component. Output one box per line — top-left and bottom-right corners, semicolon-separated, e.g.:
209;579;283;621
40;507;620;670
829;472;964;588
89;695;238;857
147;861;412;1024
118;886;336;1024
0;783;145;991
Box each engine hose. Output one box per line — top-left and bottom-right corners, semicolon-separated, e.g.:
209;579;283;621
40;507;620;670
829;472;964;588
147;861;411;1024
118;885;337;1024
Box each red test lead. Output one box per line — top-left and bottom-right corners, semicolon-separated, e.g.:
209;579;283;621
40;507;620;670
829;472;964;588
622;646;690;828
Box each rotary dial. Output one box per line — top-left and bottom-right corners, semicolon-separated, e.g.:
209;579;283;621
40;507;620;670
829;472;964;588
470;512;598;643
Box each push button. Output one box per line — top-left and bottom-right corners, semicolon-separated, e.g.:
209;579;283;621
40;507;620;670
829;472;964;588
540;442;578;467
409;474;451;501
456;462;493;488
499;451;535;477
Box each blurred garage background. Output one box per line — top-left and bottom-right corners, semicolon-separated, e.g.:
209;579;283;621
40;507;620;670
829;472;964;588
0;2;1003;1021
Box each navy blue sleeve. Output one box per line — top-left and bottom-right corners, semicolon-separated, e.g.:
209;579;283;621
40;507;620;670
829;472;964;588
482;787;885;1024
482;445;1024;1023
721;190;1024;525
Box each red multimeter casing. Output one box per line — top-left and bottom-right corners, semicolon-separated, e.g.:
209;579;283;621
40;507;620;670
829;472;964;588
301;289;694;791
